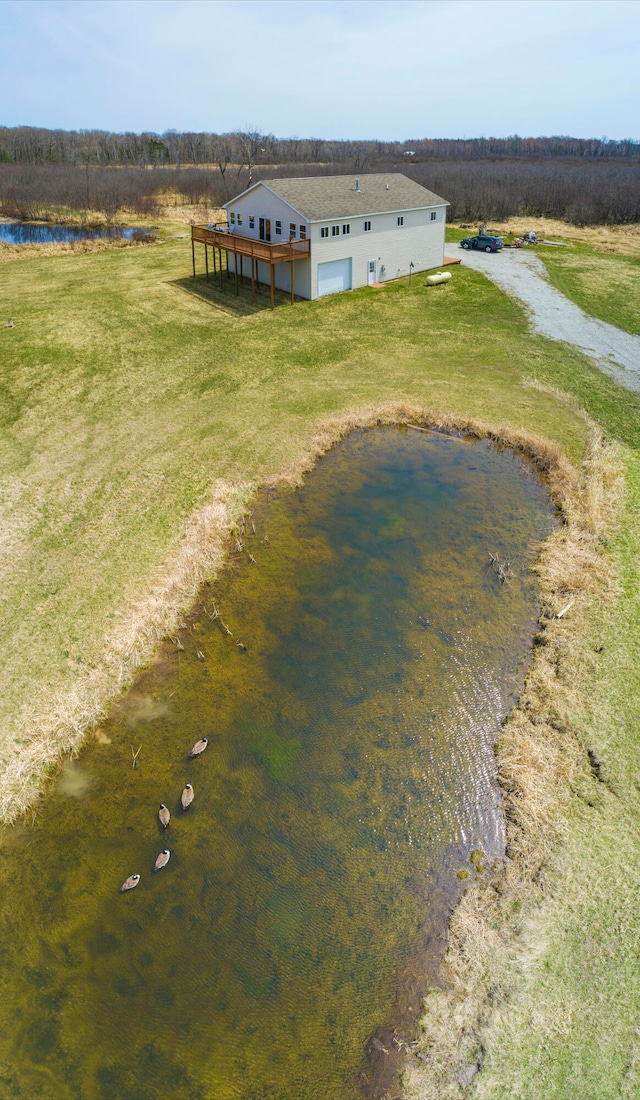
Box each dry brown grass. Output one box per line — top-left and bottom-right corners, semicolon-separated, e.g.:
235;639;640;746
401;422;623;1099
155;195;226;225
0;234;158;264
452;217;640;255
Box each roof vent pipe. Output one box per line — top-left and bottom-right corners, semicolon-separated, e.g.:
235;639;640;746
355;178;360;191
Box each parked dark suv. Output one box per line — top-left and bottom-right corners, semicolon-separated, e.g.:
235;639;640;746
460;234;503;253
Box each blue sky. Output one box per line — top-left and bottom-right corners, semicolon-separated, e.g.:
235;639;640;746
2;0;639;139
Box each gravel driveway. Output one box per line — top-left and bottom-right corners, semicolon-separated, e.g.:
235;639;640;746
445;244;640;392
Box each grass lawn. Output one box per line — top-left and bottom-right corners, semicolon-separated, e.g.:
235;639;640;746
535;241;640;336
3;233;640;1096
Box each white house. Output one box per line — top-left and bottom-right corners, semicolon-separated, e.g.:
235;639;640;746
219;173;449;300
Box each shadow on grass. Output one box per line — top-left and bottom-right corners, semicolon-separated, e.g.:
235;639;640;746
171;274;303;316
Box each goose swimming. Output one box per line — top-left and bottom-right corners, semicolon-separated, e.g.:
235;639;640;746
188;737;208;758
158;803;171;828
120;873;140;893
181;783;194;810
154;849;171;871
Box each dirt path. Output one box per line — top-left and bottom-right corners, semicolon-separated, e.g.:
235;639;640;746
445;244;640;392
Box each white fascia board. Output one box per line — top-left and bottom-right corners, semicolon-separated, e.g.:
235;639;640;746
307;201;450;223
223;182;308;222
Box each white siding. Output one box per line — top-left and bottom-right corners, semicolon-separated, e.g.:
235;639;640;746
226;252;311;300
226;182;311;299
224;181;447;301
309;207;446;298
226;183;308;244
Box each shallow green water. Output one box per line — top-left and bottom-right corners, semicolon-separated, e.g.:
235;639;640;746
0;428;555;1099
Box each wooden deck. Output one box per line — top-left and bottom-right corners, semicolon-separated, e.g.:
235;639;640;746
191;225;310;308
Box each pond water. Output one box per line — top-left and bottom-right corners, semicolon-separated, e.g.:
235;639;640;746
0;428;556;1100
0;223;151;245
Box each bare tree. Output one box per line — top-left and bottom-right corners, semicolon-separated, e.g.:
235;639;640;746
238;129;265;184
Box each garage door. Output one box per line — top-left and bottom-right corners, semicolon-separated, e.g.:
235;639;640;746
317;257;352;297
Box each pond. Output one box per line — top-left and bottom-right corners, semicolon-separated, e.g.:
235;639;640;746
0;223;152;245
0;427;556;1100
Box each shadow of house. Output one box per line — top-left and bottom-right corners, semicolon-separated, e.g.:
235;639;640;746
171;273;304;317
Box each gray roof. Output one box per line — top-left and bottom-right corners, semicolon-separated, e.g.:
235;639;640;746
232;173;448;221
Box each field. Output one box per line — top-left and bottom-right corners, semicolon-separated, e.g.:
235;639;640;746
3;227;640;1097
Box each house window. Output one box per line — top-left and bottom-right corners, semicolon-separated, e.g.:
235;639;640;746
237;213;243;227
275;220;282;235
249;215;255;229
364;220;371;232
342;224;350;235
331;225;340;236
229;212;235;225
430;211;437;221
290;222;296;237
397;216;404;226
299;225;306;239
321;226;329;238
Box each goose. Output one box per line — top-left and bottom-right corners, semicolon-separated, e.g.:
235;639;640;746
154;849;171;871
188;737;208;758
158;803;171;828
181;783;194;810
120;873;140;893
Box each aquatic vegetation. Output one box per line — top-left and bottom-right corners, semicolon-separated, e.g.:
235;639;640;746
0;428;554;1099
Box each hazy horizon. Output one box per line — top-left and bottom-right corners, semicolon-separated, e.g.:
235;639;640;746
2;0;639;142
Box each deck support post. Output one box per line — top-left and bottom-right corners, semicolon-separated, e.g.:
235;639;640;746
191;239;195;278
239;253;243;287
270;263;275;310
205;243;209;283
226;250;230;279
213;246;217;275
291;259;294;304
251;258;256;300
219;248;223;289
235;254;239;296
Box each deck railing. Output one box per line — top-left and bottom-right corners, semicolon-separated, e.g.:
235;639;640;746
191;225;310;263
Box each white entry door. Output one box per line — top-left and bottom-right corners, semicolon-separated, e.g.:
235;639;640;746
367;259;377;285
317;257;352;297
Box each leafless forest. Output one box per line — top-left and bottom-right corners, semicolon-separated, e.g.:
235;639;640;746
1;127;639;225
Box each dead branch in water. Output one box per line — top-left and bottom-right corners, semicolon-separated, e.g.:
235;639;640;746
489;551;513;584
248;553;256;565
131;744;142;768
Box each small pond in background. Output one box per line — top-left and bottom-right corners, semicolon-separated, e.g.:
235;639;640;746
0;427;556;1099
0;223;152;245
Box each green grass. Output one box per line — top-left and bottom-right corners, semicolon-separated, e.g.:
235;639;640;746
3;235;640;1096
0;239;596;759
536;241;640;336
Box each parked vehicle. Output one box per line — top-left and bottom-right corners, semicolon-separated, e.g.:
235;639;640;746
460;234;503;253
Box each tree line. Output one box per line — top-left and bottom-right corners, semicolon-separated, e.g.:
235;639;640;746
1;128;639;226
1;126;638;168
